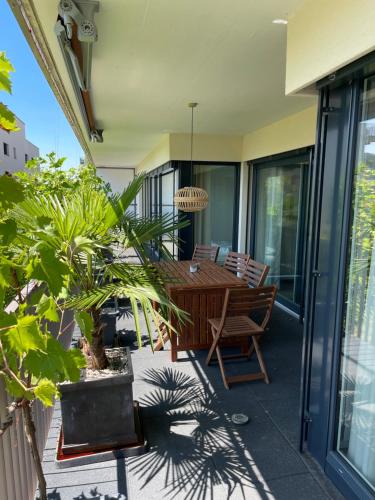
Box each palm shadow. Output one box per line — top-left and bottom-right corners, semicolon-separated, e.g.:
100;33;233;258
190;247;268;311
129;367;271;500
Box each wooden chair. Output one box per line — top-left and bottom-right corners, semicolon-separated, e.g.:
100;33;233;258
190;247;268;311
242;259;270;287
192;244;220;262
223;251;250;277
206;285;277;389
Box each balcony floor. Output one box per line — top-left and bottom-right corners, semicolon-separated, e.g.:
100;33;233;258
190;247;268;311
40;307;343;500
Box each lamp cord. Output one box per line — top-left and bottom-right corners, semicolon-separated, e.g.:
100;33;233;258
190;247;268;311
190;105;194;171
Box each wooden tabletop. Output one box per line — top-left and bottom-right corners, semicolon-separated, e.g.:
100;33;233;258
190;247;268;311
155;260;246;290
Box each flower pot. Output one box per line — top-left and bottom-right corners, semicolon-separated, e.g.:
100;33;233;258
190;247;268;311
59;347;137;454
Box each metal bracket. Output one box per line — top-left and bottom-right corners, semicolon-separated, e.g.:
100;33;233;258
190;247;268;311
58;0;99;42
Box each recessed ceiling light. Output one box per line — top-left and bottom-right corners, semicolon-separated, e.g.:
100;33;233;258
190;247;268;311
272;19;288;25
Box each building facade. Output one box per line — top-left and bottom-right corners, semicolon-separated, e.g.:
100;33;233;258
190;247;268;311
0;117;39;174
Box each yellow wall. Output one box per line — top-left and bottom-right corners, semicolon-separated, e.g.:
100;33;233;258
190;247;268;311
286;0;375;94
242;105;317;161
136;133;243;173
137;134;170;174
169;134;243;163
137;106;317;172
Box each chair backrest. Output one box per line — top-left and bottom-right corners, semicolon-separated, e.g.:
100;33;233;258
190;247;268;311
242;259;270;287
192;244;220;262
223;251;250;277
220;285;277;330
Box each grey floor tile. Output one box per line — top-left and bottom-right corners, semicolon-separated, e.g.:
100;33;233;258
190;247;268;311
39;307;342;500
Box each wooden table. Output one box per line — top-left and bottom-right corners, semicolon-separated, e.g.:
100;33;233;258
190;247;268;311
154;260;247;361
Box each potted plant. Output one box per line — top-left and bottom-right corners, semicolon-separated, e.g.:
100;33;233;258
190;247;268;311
12;172;189;454
0;173;86;500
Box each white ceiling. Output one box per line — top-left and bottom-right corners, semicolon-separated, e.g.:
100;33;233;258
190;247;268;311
38;0;316;166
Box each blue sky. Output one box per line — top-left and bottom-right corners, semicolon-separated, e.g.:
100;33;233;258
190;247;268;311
0;0;83;168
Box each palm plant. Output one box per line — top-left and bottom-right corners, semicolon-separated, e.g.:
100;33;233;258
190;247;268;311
12;174;189;369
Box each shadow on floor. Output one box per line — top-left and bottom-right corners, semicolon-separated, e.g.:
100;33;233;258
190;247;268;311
129;366;273;500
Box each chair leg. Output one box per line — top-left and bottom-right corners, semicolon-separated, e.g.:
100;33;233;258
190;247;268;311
247;344;255;359
215;345;229;390
206;327;219;365
252;336;270;384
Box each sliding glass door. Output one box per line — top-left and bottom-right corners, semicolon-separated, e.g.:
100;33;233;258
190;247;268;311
251;152;310;313
335;76;375;493
143;165;179;260
303;62;375;500
193;163;239;262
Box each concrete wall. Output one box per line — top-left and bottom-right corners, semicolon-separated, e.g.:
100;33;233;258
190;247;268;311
137;135;170;174
96;166;135;194
286;0;375;94
0;117;39;174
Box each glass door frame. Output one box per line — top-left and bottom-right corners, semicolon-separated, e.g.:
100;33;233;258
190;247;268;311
143;161;177;261
143;160;240;261
247;147;313;316
175;160;241;260
302;53;375;500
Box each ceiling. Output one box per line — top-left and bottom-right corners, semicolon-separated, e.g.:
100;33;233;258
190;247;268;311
36;0;316;166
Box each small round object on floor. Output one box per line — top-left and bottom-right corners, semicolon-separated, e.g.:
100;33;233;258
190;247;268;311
231;413;249;425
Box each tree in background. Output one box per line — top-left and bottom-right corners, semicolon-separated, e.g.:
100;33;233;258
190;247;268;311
15;153;111;198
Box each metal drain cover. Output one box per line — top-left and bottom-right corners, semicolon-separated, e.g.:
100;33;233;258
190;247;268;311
231;413;249;425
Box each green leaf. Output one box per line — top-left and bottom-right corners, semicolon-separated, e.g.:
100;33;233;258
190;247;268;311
74;310;93;343
0;175;24;210
0;286;5;309
28;285;45;306
73;236;95;254
4;315;45;354
0;72;11;93
0;53;14;75
65;348;86;381
0;103;19;132
36;295;59;322
0;219;17;246
24;337;85;382
26;246;69;297
1;374;33;399
0;261;12;288
0;310;17;329
0;52;14;93
34;379;59;406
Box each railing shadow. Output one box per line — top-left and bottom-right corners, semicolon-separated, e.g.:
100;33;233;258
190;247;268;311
72;489;126;500
128;367;272;500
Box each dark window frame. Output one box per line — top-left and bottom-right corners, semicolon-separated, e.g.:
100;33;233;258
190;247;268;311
247;146;313;315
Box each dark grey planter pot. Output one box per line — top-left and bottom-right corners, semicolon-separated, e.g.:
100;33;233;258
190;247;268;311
59;347;137;454
100;308;117;346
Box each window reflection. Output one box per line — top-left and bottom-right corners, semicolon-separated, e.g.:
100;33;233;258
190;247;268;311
336;76;375;491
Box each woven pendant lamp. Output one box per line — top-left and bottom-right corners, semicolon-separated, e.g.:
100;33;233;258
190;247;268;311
174;103;208;212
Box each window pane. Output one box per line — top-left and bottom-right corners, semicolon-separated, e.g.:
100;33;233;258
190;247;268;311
336;76;375;491
253;161;305;307
193;164;236;263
